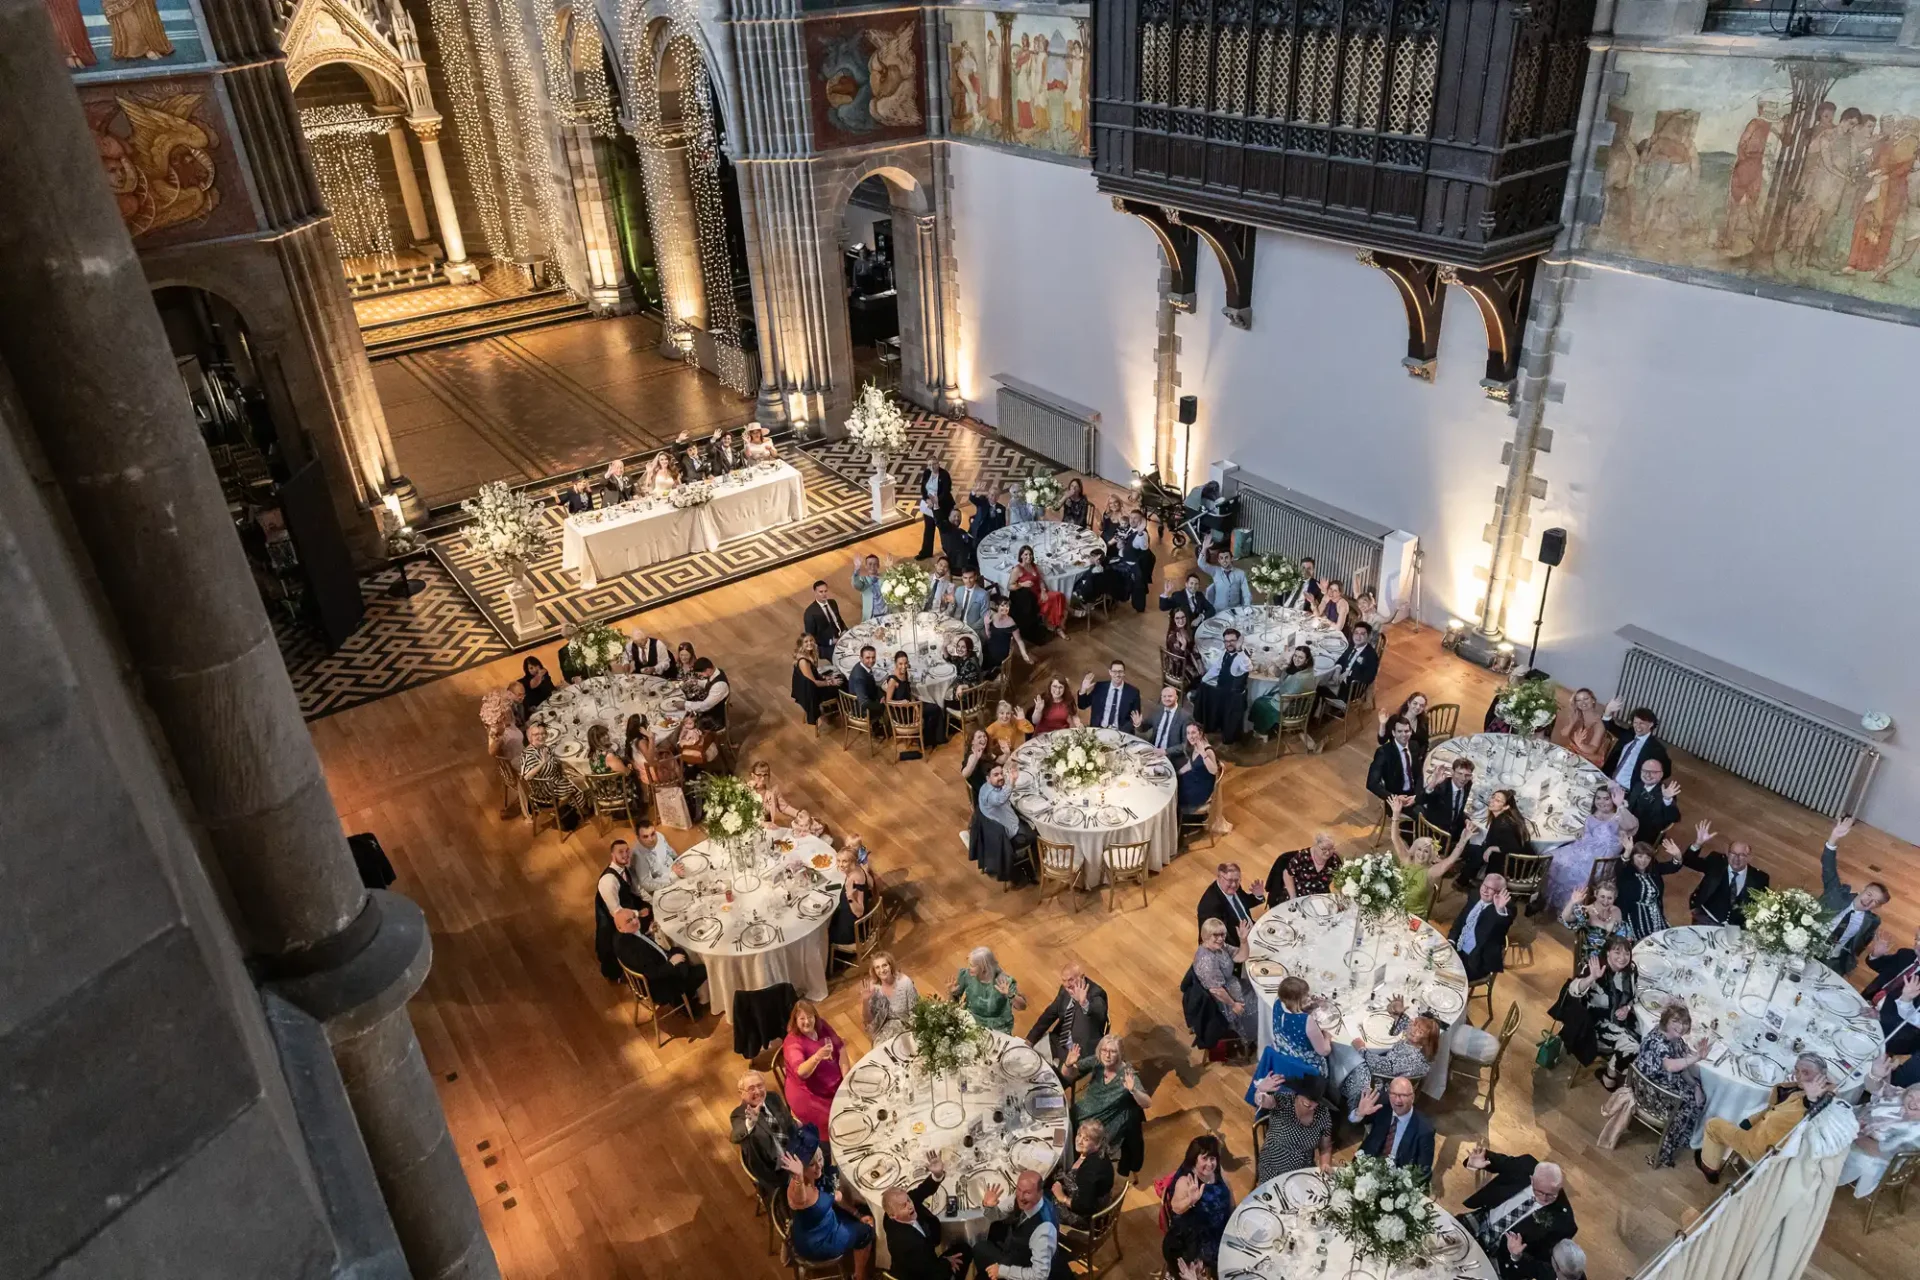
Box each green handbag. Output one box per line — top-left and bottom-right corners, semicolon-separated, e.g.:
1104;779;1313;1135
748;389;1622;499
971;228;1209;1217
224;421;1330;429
1534;1027;1564;1069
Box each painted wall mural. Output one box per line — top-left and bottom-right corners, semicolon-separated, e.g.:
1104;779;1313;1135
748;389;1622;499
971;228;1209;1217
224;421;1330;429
1592;53;1920;312
806;10;926;149
79;77;256;248
946;7;1088;159
46;0;210;73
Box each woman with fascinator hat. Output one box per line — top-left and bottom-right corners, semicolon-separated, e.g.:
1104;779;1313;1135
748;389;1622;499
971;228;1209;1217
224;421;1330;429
777;1124;875;1275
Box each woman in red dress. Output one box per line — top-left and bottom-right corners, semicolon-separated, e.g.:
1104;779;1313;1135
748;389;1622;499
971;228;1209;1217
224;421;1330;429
780;1000;847;1133
1010;544;1067;637
1030;676;1080;732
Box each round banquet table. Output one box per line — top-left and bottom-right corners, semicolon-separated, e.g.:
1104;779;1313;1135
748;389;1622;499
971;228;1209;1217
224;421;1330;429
1195;605;1349;701
1247;895;1470;1101
976;520;1105;597
829;1030;1070;1267
1422;733;1608;849
1219;1169;1497;1280
1007;728;1178;888
834;611;978;707
527;673;686;755
1632;925;1880;1145
649;830;840;1018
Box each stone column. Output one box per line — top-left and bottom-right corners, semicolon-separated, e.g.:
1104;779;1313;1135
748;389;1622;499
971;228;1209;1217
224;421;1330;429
1152;262;1186;481
563;122;636;316
410;115;480;284
386;122;433;245
0;9;496;1277
645;130;711;339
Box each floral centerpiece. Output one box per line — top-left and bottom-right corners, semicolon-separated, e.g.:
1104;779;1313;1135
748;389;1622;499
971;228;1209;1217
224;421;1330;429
879;561;932;612
1041;727;1110;790
846;382;909;463
693;773;765;849
669;480;714;508
1317;1154;1438;1269
1247;553;1303;603
565;619;626;677
1331;851;1409;925
907;997;993;1079
1021;469;1063;511
460;480;549;576
1493;676;1559;734
1744;887;1827;963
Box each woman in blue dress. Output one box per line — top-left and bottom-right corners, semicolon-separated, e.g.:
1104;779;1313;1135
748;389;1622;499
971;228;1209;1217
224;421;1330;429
1246;976;1332;1110
778;1125;874;1276
1176;723;1220;813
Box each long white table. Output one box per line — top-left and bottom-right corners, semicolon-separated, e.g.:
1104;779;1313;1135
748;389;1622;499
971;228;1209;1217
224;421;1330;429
561;461;807;587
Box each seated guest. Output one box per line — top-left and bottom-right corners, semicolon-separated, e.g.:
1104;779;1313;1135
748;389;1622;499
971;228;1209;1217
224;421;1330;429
1252;1075;1333;1182
611;907;706;1008
778;1126;874;1273
1070;549;1121;613
851;552;889;622
1839;1057;1920;1197
1557;687;1609;767
1449;874;1514;982
1878;977;1920;1082
730;1070;796;1195
951;568;991;632
982;596;1029;671
1198;549;1252;613
1542;786;1628;915
1025;962;1110;1063
1417;755;1475;844
1386;800;1467;914
1097;494;1126;543
1628;1003;1710;1170
1549;941;1640;1088
935;507;974;576
675;430;711;480
847;644;887;726
1060;478;1090;528
791;634;844;725
667;641;696;681
675;717;718;806
1133;685;1194;759
1250;977;1330;1095
1559;881;1634;975
1163;607;1203;686
1681;819;1770;926
623;627;672;676
482;684;525;773
946;633;983;688
884;648;950;751
1602;699;1671;789
1159;1136;1233;1277
1193;629;1253;745
1267;833;1341;903
747;759;802;824
707;427;742;475
1320;621;1380;710
1176;724;1221;816
950;946;1026;1033
1031;676;1080;731
781;1001;847;1133
559;475;595;513
629;819;679;891
1351;1075;1436;1182
986;700;1035;758
802;579;849;661
882;1153;973;1280
684;656;731;730
1616;839;1684;939
966;490;1002;545
859;951;919;1046
830;844;878;946
1282;556;1322;611
1864;925;1920;1014
1051;1120;1117;1229
1367;715;1421;820
1459;1148;1576;1269
1335;1008;1441;1114
1079;661;1141;730
1194;917;1256;1045
742;423;779;461
974;1171;1061;1280
1159;571;1216;621
602;457;636;505
1381;692;1434;762
970;762;1036;884
1697;1054;1839;1183
1457;789;1533;888
594;839;647;981
1317;579;1353;632
1818;817;1889;976
1195;861;1265;947
584;723;628;782
1502;1240;1589;1280
925;555;957;613
1061;1035;1152;1177
519;722;579;814
960;730;997;801
1108;510;1156;611
1623;758;1681;845
522;655;561;711
643;450;680;495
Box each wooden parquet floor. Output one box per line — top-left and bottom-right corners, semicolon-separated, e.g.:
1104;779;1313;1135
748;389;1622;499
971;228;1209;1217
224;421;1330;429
311;498;1920;1280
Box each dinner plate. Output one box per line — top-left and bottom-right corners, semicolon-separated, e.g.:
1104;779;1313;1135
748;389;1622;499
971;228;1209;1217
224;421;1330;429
1247;959;1288;983
1425;985;1467;1020
1300;896;1340;919
1279;1169;1329;1211
678;852;710;874
685;915;723;945
1638;989;1668;1014
1834;1028;1880;1060
1815;986;1859;1015
931;1100;966;1130
1738;1053;1784;1085
830;1108;877;1146
1362;1012;1402;1046
928;662;957;679
1000;1043;1045;1081
1098;806;1130;827
655;886;695;918
891;1032;920;1061
1010;1136;1060;1172
553;741;587;759
1738;994;1772;1019
1028;1088;1067;1114
857;1152;901;1189
966;1168;1012;1209
1050;806;1086;828
1666;931;1708;957
1428;1222;1472;1265
1637;953;1673;978
732;873;762;895
847;1062;893;1100
1140;763;1175;782
798;890;835;919
1236;1205;1285;1249
739;921;777;949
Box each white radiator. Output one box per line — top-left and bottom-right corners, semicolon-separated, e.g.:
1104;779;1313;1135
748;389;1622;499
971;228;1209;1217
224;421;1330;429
990;374;1099;474
1223;467;1392;597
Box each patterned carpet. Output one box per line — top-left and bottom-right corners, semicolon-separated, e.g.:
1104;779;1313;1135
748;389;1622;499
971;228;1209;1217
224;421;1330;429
281;409;1059;720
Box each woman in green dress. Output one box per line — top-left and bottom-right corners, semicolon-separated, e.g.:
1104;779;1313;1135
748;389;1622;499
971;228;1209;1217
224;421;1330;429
948;946;1026;1033
1386;794;1468;915
1061;1034;1152;1175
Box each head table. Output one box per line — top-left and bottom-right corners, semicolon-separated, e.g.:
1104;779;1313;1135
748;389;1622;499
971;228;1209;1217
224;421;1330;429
1008;728;1178;888
1633;925;1880;1144
1219;1169;1497;1280
1248;895;1471;1101
561;459;807;588
1423;733;1608;849
834;611;977;707
977;520;1105;596
1196;604;1350;698
530;673;686;755
829;1029;1069;1266
650;829;840;1018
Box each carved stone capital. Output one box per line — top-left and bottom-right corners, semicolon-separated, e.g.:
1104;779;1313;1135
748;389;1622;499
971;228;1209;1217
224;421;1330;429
408;115;442;143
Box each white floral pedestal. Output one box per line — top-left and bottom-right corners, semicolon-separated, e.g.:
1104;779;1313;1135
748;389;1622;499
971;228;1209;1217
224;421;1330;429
504;562;543;639
870;467;897;524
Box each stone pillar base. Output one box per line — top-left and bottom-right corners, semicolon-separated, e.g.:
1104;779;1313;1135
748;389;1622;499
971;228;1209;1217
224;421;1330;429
1458;629;1521;673
589;283;636;317
869;472;897;524
506;580;543;638
443;261;481;286
388;476;430;528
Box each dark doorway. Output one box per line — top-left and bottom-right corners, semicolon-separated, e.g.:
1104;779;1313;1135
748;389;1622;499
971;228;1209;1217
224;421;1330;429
843;175;899;389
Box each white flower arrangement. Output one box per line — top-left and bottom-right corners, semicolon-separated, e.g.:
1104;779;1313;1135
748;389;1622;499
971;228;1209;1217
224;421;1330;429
1744;886;1829;961
460;480;550;567
879;561;932;608
1021;469;1063;510
668;481;714;509
1331;851;1408;924
1494;676;1560;732
846;382;909;458
1041;728;1110;790
692;773;765;848
1247;553;1303;602
1316;1154;1437;1268
565;619;626;677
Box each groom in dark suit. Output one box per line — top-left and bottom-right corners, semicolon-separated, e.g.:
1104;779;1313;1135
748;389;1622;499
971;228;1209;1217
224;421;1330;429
914;462;954;559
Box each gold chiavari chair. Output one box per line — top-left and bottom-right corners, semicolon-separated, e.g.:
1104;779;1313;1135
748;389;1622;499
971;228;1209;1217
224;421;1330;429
1449;1000;1521;1115
1160;646;1193;694
1425;703;1462;744
494;755;526;818
1501;850;1553;915
1101;839;1152;911
885;701;925;762
1058;1175;1131;1275
584;769;637;834
837;690;878;756
1866;1150;1919;1233
1038;839;1084;911
1273;690;1319;758
618;962;694;1047
948;678;997;739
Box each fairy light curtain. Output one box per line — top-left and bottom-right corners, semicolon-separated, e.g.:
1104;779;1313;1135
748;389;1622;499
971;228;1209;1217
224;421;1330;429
300;104;399;261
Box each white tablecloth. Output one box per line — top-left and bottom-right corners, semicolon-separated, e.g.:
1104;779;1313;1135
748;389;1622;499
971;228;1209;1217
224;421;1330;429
1248;895;1470;1100
1423;733;1608;848
1195;605;1349;702
829;1030;1069;1266
1008;728;1178;888
977;521;1105;596
528;674;686;752
1633;925;1880;1144
561;461;807;587
834;612;977;707
651;830;838;1018
1219;1171;1496;1280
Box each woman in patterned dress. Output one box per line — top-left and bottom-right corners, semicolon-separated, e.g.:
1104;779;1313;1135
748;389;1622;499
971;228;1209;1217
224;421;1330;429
857;951;917;1045
1560;880;1635;974
1631;1003;1709;1168
1334;1009;1442;1112
1194;917;1255;1044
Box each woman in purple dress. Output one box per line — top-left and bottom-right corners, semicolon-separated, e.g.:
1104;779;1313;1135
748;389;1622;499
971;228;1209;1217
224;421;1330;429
1542;784;1629;913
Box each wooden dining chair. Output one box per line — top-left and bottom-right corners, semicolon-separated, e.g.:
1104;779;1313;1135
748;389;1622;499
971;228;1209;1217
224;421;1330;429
1058;1175;1131;1275
948;679;995;738
584;770;637;834
836;690;878;756
1866;1150;1919;1233
618;962;694;1047
1501;850;1553;915
1425;703;1462;744
1101;839;1152;911
1448;1000;1521;1115
1273;690;1319;758
885;701;924;762
1037;839;1083;911
1160;646;1192;694
830;894;895;976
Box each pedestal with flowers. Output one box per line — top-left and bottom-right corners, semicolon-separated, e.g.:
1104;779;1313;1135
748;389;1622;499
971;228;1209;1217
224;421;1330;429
1492;677;1558;736
460;479;551;639
846;382;907;523
691;773;766;878
1021;469;1063;514
1247;553;1303;605
906;997;993;1111
1317;1154;1439;1280
1331;852;1410;966
879;562;933;647
1742;886;1826;1003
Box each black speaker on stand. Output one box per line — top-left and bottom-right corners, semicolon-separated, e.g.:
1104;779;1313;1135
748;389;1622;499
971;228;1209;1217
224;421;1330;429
1528;527;1566;668
1177;395;1198;492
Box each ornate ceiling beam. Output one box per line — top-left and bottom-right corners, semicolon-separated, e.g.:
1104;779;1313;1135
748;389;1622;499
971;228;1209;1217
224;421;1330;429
1188;214;1257;330
1356;250;1540;395
1112;197;1199;311
1356;249;1446;383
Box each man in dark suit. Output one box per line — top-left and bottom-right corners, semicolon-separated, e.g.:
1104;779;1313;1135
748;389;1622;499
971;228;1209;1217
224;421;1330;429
1448;875;1514;982
1817;817;1888;976
1367;715;1421;818
937;506;975;575
1070;550;1122;611
882;1163;972;1280
1197;861;1265;946
802;579;848;661
1601;700;1671;790
1864;927;1920;1056
611;908;707;1007
1623;758;1681;844
847;644;886;729
601;459;636;505
1351;1077;1436;1182
1418;757;1477;843
675;431;711;481
1322;622;1380;712
1108;511;1156;611
1024;963;1109;1063
729;1070;795;1195
559;476;595;514
1680;820;1769;926
1459;1147;1576;1272
1158;571;1216;621
1077;662;1141;731
1131;685;1193;761
966;490;1003;545
914;463;955;558
707;428;742;476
